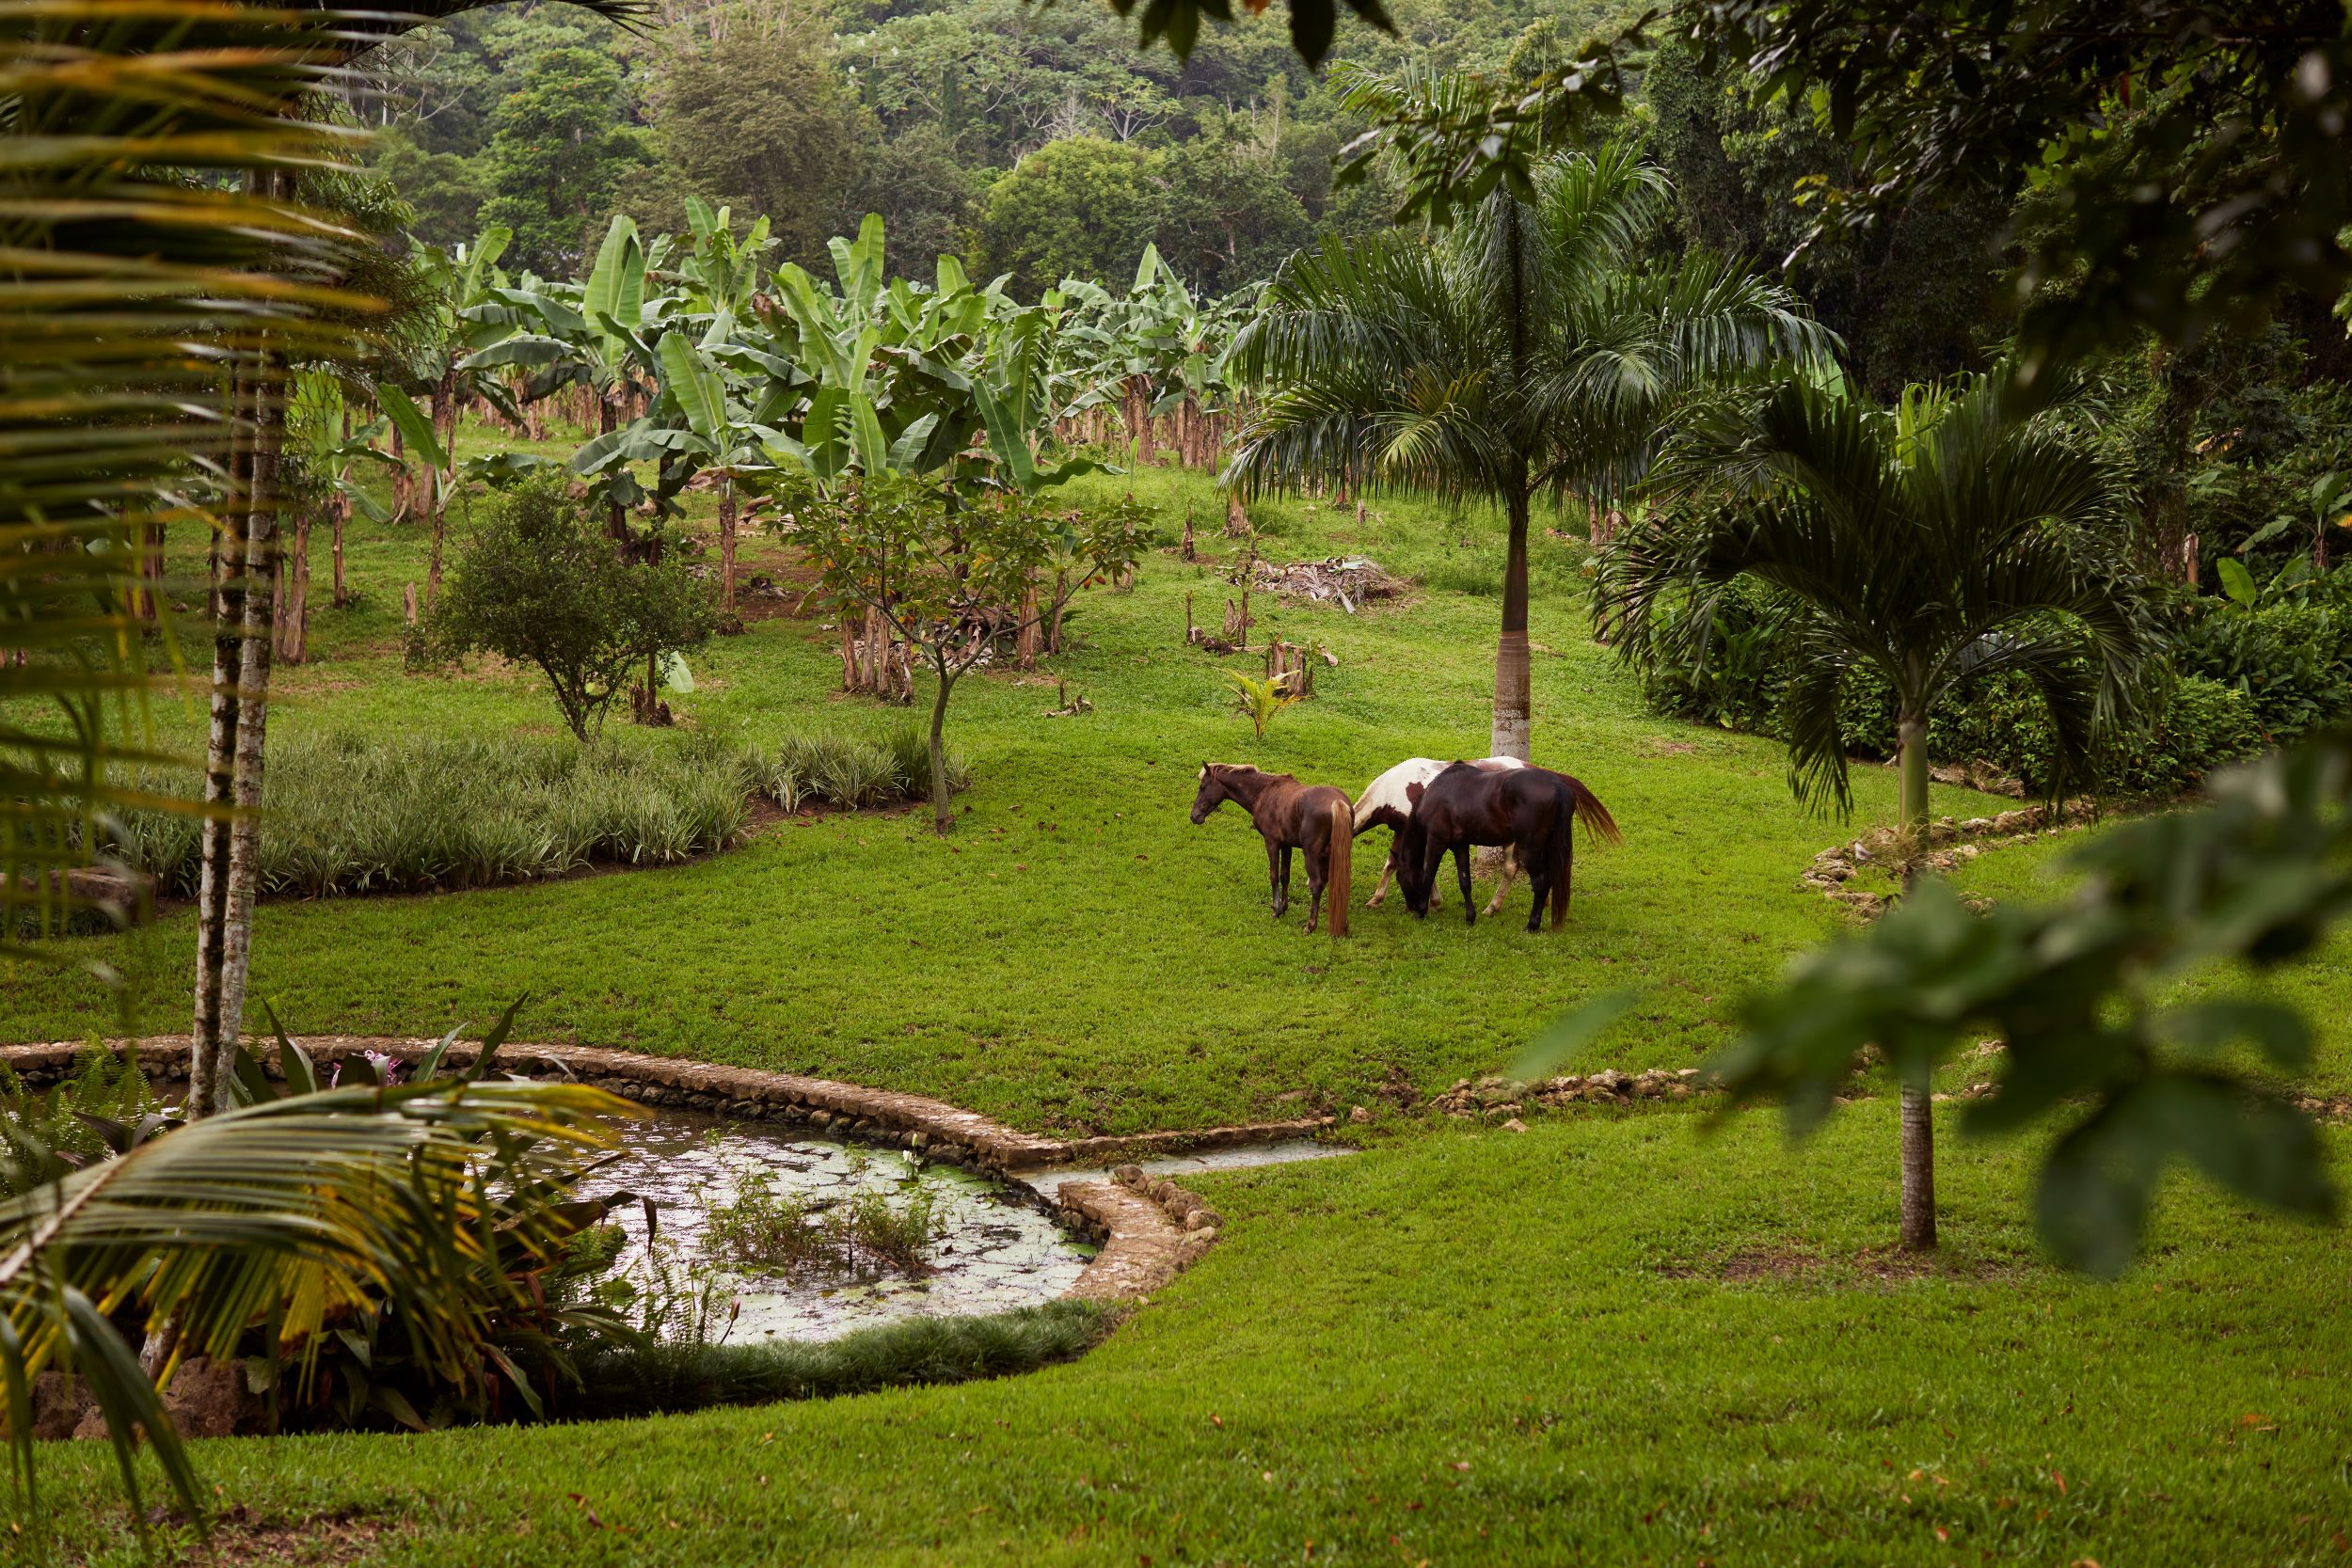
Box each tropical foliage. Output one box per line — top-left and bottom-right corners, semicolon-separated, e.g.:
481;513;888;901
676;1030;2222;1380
1229;128;1830;757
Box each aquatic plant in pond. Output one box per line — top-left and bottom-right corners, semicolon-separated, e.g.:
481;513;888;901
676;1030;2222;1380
597;1113;1091;1340
703;1145;945;1279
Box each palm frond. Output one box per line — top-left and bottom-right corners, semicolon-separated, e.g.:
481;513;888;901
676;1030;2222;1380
1;0;371;947
0;1080;628;1520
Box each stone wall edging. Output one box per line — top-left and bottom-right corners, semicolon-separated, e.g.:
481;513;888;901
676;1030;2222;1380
0;1036;1327;1303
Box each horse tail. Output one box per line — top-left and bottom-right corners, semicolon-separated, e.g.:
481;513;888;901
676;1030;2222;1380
1570;780;1623;847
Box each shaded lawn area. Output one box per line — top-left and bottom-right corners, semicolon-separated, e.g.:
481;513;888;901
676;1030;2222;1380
17;1106;2346;1565
5;462;2086;1132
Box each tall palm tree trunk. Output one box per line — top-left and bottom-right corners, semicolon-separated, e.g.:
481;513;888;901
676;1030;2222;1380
1492;473;1534;760
190;342;283;1114
1896;708;1936;1250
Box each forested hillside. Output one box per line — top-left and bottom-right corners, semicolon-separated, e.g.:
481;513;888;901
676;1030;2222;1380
355;0;2352;578
357;0;1630;289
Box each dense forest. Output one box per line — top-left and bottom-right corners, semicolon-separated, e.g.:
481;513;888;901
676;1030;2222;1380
357;0;2352;590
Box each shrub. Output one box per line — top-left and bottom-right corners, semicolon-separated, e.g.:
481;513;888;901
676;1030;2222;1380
2173;579;2352;742
422;473;715;740
1614;582;2278;800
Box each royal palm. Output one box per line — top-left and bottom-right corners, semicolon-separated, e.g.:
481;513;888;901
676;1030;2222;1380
1227;136;1828;757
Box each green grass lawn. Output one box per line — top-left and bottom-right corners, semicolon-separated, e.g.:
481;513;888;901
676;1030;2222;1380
4;436;2347;1563
16;1108;2349;1565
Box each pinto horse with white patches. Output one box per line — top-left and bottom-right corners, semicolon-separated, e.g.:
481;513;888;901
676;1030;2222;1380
1190;763;1352;934
1403;763;1622;932
1352;756;1528;912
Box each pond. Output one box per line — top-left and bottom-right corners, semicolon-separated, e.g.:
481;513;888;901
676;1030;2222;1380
597;1111;1097;1341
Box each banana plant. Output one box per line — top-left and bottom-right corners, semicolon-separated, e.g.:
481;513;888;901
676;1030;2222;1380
652;330;780;619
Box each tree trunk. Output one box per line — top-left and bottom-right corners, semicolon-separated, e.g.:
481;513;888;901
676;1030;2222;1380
1490;475;1534;760
719;477;739;621
1016;576;1041;670
426;499;445;606
278;510;310;664
1896;708;1936;1251
927;661;956;835
190;338;283;1116
329;486;349;608
189;388;252;1114
601;391;628;550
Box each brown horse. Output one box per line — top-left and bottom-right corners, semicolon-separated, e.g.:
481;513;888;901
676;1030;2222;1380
1402;763;1622;932
1190;763;1352;933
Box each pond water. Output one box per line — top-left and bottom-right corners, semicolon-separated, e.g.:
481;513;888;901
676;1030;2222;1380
597;1112;1096;1341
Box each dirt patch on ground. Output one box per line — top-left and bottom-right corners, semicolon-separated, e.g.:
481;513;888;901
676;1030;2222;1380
151;1507;405;1565
1655;1245;1820;1283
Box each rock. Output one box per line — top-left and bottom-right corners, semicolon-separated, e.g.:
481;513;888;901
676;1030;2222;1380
1348;1105;1373;1125
72;1357;260;1442
1184;1209;1222;1232
1676;1068;1701;1079
808;1110;834;1130
1960;817;1994;835
1500;1117;1527;1133
1113;1164;1144;1186
29;1371;89;1440
909;1131;930;1150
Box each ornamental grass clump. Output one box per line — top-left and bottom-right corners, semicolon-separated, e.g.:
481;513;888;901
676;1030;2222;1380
102;733;749;897
760;723;969;813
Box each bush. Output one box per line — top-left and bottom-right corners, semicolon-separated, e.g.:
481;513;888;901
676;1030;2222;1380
422;473;715;740
1614;583;2276;800
2173;578;2352;742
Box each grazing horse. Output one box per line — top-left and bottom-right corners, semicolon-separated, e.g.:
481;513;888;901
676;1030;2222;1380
1352;755;1528;911
1190;763;1352;933
1404;764;1622;932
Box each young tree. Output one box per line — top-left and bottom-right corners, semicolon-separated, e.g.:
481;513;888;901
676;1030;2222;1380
1230;127;1830;759
1596;370;2161;1250
792;476;1144;833
425;473;714;740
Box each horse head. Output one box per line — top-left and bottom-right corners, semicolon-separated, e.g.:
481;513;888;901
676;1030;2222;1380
1190;763;1233;825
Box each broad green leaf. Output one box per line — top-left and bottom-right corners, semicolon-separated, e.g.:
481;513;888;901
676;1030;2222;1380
376;386;445;473
847;391;890;476
660;650;694;693
658;333;726;443
2155;1000;2313;1069
970;383;1035;492
2215;554;2258;608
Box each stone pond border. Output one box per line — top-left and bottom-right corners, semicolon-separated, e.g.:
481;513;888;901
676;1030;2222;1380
0;1036;1340;1304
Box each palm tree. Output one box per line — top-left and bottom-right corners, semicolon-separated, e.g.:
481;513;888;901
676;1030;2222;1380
1226;131;1831;758
1597;371;2159;1251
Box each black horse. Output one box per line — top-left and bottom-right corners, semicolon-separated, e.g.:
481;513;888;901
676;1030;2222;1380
1402;764;1622;932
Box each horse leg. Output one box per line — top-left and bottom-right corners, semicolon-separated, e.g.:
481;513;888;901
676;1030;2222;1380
1523;847;1550;935
1454;843;1475;925
1551;832;1573;930
1368;848;1393;908
1303;832;1327;934
1276;843;1294;917
1266;837;1286;917
1483;846;1518;916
